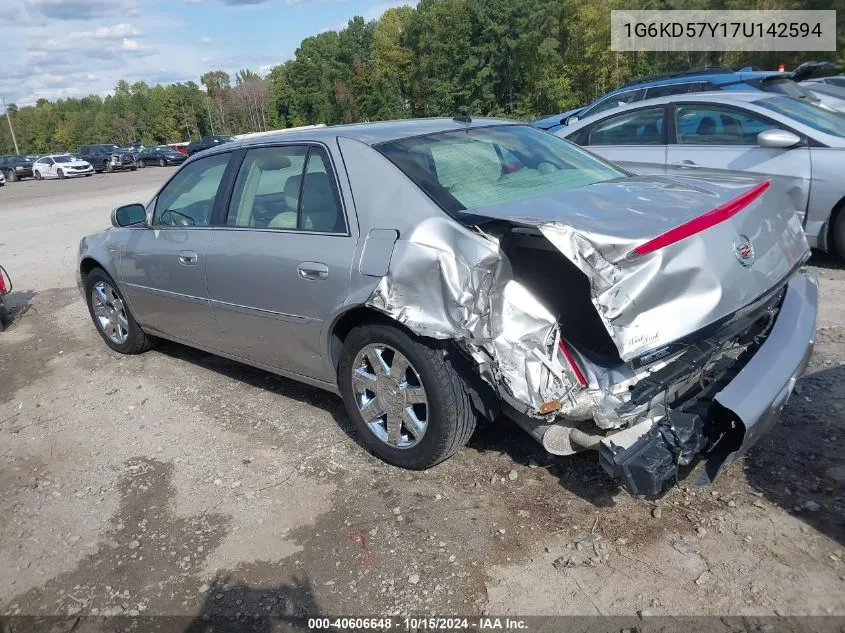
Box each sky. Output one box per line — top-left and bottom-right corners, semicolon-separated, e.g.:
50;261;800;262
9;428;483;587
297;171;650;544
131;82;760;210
0;0;415;107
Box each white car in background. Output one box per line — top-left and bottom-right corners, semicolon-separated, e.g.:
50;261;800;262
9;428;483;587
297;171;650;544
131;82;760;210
33;154;94;180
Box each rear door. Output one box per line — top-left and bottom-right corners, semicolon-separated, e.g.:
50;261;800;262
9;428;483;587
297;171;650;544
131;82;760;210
117;151;233;345
205;142;358;380
572;105;668;174
665;102;811;217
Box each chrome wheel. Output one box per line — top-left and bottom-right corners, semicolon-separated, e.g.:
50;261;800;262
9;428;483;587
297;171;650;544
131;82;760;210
352;344;429;449
91;281;129;345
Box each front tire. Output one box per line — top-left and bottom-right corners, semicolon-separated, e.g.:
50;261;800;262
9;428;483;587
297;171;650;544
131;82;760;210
7;170;16;182
338;323;477;470
57;168;65;179
84;268;155;354
158;158;165;167
105;162;114;173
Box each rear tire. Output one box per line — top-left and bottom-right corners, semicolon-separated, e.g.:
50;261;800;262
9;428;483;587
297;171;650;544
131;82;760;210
84;267;156;355
7;170;16;182
158;158;165;167
34;170;42;181
833;210;845;260
338;323;477;470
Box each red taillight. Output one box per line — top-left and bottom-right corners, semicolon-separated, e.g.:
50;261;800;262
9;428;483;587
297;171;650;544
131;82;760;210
0;271;6;296
633;181;771;257
559;341;587;388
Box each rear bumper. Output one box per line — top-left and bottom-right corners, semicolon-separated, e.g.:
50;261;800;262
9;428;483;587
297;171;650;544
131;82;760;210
600;270;818;496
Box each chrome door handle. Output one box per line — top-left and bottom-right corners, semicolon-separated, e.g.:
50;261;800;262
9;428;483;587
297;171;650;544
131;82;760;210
670;160;701;168
297;262;329;281
179;250;198;265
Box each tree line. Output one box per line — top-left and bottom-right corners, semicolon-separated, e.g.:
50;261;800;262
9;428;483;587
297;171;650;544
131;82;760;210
1;0;842;155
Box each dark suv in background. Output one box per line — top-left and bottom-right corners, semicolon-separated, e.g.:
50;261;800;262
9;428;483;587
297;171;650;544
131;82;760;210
78;144;138;173
0;155;34;182
186;135;235;156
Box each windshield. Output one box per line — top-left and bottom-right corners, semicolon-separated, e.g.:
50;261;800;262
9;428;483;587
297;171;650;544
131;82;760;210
54;156;73;163
10;155;31;162
758;77;816;100
757;96;845;139
375;125;624;214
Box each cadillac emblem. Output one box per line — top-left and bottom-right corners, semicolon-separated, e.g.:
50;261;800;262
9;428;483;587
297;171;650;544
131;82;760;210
734;235;755;268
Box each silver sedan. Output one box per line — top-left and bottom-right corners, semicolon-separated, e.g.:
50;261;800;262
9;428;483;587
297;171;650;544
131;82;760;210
559;91;845;257
78;118;815;496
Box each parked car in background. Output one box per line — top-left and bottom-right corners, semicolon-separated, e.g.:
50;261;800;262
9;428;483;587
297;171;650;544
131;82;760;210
32;154;94;179
186;135;235;156
805;76;845;89
0;155;34;182
138;145;188;167
78;144;137;173
801;80;845;112
168;142;190;155
560;91;845;257
77;118;815;496
535;67;823;133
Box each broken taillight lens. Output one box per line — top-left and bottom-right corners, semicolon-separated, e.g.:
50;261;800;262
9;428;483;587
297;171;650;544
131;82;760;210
633;181;771;257
559;340;587;388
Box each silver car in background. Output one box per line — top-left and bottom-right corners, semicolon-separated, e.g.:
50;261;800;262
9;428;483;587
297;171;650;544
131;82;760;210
78;118;816;496
559;92;845;257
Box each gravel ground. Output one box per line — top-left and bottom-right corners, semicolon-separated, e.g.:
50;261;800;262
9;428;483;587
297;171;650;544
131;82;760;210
0;170;843;627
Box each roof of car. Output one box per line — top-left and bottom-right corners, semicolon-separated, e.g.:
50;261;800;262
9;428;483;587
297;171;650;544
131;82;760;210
215;117;517;151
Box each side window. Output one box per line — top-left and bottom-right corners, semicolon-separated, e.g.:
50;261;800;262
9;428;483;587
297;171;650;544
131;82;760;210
582;89;645;118
300;147;345;233
225;145;344;233
586;107;665;146
675;105;779;146
226;146;308;229
44;157;54;165
153;152;230;227
644;82;696;99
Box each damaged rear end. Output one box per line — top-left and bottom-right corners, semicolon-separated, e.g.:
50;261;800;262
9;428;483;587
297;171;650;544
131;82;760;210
370;124;817;496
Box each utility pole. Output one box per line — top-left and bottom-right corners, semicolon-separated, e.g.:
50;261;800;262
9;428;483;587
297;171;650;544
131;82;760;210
1;95;20;155
205;96;216;136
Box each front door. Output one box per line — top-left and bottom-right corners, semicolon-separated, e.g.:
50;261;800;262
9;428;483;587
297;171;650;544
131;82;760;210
573;105;669;175
666;103;811;218
205;144;358;380
117;151;232;346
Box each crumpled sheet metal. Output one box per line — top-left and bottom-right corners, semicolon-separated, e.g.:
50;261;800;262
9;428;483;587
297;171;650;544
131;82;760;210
538;212;807;362
366;216;563;410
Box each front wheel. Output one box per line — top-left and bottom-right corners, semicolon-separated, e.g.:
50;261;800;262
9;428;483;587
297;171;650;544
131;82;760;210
105;162;113;173
6;170;16;182
158;158;165;167
338;323;477;470
57;168;65;179
84;268;155;354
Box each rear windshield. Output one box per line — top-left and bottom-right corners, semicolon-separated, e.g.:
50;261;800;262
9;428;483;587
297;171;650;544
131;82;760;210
375;125;624;214
756;96;845;138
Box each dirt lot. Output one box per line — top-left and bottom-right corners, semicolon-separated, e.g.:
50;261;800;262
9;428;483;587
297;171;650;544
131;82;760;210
0;170;844;628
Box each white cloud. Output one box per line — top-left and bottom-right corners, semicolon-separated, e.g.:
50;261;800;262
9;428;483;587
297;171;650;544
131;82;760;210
199;35;213;44
24;0;139;20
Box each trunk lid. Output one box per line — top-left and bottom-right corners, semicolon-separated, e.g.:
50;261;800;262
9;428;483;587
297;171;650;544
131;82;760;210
465;175;809;362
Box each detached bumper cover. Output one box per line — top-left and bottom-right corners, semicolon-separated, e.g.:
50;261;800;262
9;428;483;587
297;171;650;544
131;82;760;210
600;270;818;496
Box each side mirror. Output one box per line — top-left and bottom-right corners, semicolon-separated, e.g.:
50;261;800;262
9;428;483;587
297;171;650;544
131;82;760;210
757;129;802;149
566;116;579;125
111;203;148;228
